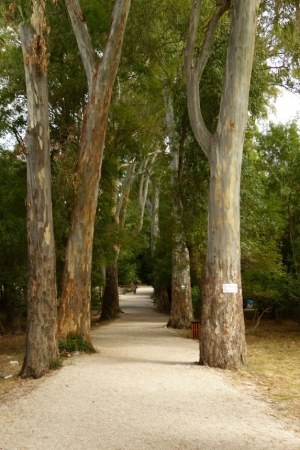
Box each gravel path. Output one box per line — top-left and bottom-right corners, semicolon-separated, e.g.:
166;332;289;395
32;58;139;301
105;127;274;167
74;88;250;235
1;286;300;450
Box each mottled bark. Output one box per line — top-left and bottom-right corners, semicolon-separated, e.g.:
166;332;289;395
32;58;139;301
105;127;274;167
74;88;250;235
19;10;58;378
185;0;259;368
58;0;131;340
168;244;193;328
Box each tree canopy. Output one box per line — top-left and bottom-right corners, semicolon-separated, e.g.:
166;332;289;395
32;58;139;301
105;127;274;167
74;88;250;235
1;0;300;374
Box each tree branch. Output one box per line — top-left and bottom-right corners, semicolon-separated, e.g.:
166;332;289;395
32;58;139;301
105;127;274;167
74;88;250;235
184;0;231;158
65;0;95;94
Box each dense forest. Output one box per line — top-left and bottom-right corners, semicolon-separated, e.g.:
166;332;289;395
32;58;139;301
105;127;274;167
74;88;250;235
0;0;300;376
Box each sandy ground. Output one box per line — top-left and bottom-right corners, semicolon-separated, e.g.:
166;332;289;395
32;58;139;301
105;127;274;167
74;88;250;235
1;286;300;450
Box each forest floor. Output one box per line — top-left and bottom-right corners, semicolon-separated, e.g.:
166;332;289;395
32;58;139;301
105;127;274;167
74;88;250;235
0;287;300;449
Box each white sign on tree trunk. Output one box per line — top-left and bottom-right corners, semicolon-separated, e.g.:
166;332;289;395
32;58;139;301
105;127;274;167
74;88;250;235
222;283;238;293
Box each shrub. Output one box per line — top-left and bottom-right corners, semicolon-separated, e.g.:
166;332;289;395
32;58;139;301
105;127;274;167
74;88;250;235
58;333;96;353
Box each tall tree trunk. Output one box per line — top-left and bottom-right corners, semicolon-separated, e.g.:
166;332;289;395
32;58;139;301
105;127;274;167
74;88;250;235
58;0;131;340
99;174;122;321
201;135;246;367
164;89;193;329
149;176;160;255
19;8;58;378
147;176;170;313
101;259;122;319
185;0;259;368
168;243;193;328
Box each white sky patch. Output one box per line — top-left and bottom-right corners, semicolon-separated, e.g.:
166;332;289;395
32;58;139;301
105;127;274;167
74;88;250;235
268;89;300;125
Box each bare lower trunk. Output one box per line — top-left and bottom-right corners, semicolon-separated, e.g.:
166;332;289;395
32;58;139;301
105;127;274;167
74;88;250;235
168;243;193;328
19;17;58;378
200;151;247;368
101;260;122;319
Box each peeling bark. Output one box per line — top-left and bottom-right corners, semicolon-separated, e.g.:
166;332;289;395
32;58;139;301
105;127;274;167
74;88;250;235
58;0;131;340
185;0;260;368
19;4;58;378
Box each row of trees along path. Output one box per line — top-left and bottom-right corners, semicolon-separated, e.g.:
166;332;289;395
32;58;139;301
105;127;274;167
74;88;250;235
6;0;300;381
1;286;300;450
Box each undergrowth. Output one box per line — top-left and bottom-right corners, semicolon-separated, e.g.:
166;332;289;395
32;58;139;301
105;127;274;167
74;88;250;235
49;357;63;370
58;333;96;354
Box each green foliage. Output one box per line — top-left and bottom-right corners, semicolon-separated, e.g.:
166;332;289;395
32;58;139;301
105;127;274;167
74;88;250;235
258;1;300;95
0;150;27;317
49;357;63;370
58;333;96;354
0;25;26;147
241;134;286;309
241;122;300;319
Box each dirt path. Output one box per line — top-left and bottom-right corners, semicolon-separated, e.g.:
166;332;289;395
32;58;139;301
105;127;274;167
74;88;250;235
1;286;300;450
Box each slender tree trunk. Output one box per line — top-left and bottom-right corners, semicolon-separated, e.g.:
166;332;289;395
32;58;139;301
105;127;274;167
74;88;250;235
101;260;122;319
99;174;121;321
58;0;131;340
19;10;58;378
164;90;193;328
168;243;193;328
147;176;170;313
149;177;160;255
185;0;259;368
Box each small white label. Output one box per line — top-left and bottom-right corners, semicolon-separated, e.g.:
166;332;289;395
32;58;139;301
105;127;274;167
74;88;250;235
222;283;238;293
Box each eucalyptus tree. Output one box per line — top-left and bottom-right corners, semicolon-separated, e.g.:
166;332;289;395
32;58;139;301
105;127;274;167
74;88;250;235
57;0;131;340
18;0;58;378
164;89;194;329
184;0;260;368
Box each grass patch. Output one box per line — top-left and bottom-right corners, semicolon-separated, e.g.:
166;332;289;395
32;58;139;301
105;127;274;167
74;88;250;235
58;333;96;354
49;357;63;370
241;318;300;420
